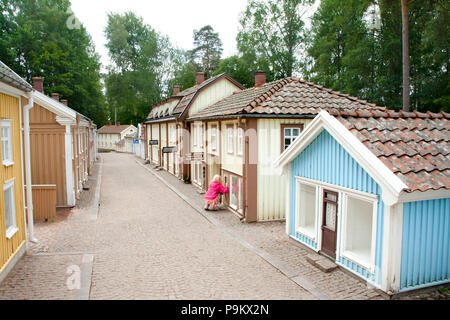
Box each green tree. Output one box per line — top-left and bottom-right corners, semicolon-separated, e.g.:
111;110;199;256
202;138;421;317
189;25;223;79
104;12;173;125
307;0;375;100
0;0;108;126
237;0;315;79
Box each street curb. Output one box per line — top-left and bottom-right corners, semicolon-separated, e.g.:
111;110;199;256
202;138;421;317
135;159;332;301
91;156;103;221
76;253;94;300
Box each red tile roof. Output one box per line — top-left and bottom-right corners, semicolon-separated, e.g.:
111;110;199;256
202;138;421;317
336;111;450;192
98;124;134;134
188;77;387;120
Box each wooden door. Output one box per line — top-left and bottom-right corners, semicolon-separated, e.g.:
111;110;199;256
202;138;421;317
321;189;339;259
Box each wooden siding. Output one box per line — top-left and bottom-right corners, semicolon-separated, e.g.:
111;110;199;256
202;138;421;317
400;198;450;291
27;185;56;221
220;120;243;177
257;118;311;221
187;78;242;117
290;129;384;286
0;92;26;273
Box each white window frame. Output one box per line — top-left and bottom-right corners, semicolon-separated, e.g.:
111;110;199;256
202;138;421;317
199;124;203;148
193;124;197;147
3;179;18;239
229;175;238;210
237;127;244;156
283;127;302;151
227;126;234;154
340;192;378;273
295;179;319;241
1;119;14;167
210;125;217;151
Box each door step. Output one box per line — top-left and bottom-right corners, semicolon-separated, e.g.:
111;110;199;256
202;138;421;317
306;254;338;273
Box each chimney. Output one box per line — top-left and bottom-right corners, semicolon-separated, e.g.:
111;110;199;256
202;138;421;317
108;122;112;126
51;93;59;101
32;77;44;93
196;72;205;85
173;85;180;95
255;71;266;87
116;122;120;126
61;99;68;106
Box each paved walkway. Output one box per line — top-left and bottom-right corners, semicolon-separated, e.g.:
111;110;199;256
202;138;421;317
0;153;315;300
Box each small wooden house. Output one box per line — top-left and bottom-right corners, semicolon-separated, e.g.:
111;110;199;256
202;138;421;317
97;123;137;152
275;110;450;294
0;61;33;283
30;77;97;208
143;72;244;182
187;73;385;222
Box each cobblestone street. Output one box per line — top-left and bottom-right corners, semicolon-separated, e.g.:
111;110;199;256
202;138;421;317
0;153;315;300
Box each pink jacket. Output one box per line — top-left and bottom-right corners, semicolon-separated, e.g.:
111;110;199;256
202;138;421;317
204;181;229;200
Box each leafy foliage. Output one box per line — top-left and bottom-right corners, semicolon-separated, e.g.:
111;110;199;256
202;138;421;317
0;0;108;126
189;25;223;79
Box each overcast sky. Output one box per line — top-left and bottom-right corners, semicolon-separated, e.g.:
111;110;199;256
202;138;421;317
70;0;319;71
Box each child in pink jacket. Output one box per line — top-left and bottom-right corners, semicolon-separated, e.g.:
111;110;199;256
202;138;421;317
204;175;229;211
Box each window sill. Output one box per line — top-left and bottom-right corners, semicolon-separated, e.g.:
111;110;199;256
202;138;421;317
341;250;373;273
295;227;316;241
6;226;18;239
2;160;14;167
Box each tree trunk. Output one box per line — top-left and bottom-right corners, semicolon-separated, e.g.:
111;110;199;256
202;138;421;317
401;0;410;112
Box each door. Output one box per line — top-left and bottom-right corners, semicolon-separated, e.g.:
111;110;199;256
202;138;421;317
321;189;339;259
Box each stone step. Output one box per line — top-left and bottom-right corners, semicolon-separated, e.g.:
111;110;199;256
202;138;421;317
306;254;338;273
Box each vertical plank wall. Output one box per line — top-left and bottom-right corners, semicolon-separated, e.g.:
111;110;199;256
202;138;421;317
400;198;450;291
0;92;26;272
29;104;67;206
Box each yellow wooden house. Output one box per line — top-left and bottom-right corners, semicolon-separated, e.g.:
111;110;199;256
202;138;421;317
0;61;34;283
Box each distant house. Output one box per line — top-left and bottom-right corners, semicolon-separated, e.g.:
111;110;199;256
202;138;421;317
187;72;386;222
29;77;97;208
0;61;34;283
275;110;450;293
143;72;244;182
97;123;137;152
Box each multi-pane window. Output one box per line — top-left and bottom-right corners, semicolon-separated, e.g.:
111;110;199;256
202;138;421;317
1;120;13;166
237;127;244;156
3;180;17;239
199;124;203;148
227;126;234;154
211;125;217;151
283;127;301;151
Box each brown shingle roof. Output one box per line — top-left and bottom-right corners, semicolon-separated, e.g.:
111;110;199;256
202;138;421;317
337;111;450;192
188;77;387;120
98;124;134;134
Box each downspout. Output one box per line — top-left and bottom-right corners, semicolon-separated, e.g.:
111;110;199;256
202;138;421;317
24;95;37;243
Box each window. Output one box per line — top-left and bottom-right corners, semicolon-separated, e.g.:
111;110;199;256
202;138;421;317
211;125;217;151
3;180;18;239
227;126;234;154
296;182;317;239
342;194;377;270
199;124;203;148
193;125;197;147
237;127;244;156
282;125;303;151
229;175;243;214
1;120;13;166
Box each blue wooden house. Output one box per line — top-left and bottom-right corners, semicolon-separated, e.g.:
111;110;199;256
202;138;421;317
275;109;449;294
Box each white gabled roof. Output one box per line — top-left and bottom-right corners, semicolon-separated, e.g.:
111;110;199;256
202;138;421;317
274;110;409;206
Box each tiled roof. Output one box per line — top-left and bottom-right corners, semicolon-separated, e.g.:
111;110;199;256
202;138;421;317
0;60;33;92
336;111;450;193
98;125;134;134
146;73;244;121
188;78;387;120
